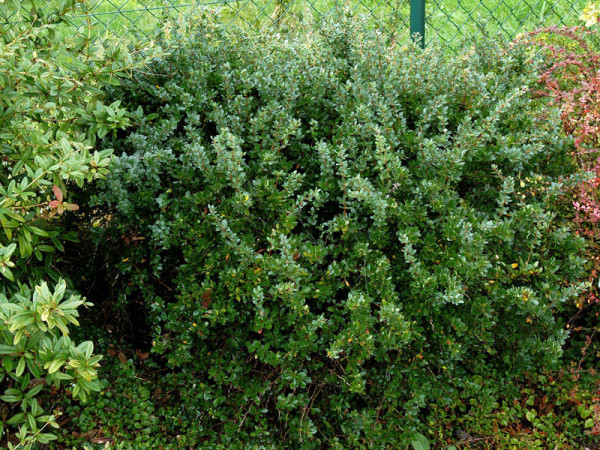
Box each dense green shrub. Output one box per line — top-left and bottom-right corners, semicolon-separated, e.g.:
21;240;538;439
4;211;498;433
0;281;100;448
0;0;160;446
0;0;136;288
85;15;587;446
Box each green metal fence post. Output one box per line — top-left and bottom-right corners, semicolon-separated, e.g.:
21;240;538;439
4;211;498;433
410;0;425;48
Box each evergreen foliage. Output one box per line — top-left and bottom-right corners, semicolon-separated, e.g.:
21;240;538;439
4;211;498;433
0;1;159;446
83;16;587;446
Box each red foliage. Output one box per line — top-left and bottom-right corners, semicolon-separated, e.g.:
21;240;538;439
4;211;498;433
526;27;600;227
524;27;600;364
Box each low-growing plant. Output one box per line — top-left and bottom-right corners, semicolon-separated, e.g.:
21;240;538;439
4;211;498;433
56;337;199;448
426;367;600;447
83;13;587;446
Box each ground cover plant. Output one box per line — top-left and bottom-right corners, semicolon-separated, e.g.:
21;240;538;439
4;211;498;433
58;12;595;447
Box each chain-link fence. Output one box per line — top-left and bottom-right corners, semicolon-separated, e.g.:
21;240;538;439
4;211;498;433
426;0;587;46
0;0;590;46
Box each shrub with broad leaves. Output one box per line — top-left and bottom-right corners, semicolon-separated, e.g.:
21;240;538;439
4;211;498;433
0;0;160;446
0;280;101;448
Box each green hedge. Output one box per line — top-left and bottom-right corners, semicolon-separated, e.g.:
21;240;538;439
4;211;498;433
82;15;586;446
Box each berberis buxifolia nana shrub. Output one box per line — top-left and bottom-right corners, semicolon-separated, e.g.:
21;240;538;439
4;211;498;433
85;15;587;446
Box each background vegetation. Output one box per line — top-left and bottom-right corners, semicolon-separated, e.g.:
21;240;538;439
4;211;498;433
1;0;590;45
1;0;599;448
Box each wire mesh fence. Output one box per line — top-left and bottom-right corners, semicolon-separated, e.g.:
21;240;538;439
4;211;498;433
427;0;587;46
0;0;591;46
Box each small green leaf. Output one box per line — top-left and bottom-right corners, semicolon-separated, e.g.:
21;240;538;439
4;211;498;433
7;412;25;425
27;412;36;431
25;384;44;398
15;356;26;377
53;372;73;381
78;341;94;359
0;344;16;354
0;265;14;281
3;243;17;259
28;226;48;237
47;358;65;374
411;432;430;450
36;433;58;444
50;237;64;252
584;418;594;428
